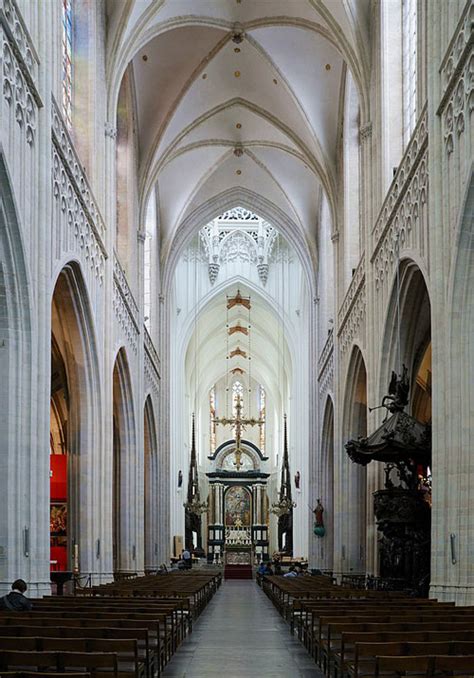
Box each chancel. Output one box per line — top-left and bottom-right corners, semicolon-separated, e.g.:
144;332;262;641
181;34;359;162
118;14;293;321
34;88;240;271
0;0;473;675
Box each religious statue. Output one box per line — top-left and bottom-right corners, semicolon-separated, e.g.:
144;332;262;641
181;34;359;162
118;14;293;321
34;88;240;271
294;471;300;489
313;498;324;526
382;365;410;413
313;498;325;537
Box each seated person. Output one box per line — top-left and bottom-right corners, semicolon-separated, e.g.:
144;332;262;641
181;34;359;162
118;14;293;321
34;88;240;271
272;557;282;575
0;579;33;611
283;565;298;578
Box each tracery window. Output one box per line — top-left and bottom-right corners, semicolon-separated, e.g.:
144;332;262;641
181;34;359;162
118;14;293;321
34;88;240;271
61;0;73;129
259;384;266;452
209;386;216;454
402;0;417;146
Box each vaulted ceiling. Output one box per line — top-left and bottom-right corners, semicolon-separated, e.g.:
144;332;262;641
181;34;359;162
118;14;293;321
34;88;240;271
107;0;371;266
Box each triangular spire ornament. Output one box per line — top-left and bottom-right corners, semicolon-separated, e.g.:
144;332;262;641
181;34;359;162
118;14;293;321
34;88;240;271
184;414;207;515
270;415;296;517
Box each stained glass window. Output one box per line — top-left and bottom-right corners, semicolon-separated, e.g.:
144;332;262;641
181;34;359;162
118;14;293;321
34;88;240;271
62;0;73;129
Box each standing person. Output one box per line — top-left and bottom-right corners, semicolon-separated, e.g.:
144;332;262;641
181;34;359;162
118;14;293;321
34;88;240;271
182;547;192;569
0;579;32;611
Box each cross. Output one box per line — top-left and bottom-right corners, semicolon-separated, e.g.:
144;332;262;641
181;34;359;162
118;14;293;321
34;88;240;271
213;394;265;469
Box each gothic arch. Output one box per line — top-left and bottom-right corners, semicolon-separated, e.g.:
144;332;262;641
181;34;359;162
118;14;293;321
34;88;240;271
162;188;317;299
320;396;334;570
379;259;431;412
441;167;474;592
50;261;101;574
144;395;158;571
112;346;137;573
340;345;368;572
0;154;34;590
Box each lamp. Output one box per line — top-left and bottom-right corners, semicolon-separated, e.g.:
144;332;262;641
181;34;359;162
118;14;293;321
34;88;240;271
270;496;296;517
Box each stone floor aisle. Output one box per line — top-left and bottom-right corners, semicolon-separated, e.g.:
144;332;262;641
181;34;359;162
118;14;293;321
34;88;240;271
162;580;323;678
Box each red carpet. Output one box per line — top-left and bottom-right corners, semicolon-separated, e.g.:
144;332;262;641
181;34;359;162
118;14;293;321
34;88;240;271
224;564;253;580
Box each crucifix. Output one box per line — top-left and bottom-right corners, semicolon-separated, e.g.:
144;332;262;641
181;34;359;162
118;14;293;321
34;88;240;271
213;394;264;469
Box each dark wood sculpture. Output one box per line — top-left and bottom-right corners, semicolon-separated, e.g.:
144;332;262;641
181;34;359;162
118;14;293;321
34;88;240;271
278;416;294;555
345;366;432;595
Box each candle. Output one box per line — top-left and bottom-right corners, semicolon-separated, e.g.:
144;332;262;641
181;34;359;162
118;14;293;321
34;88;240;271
73;543;79;572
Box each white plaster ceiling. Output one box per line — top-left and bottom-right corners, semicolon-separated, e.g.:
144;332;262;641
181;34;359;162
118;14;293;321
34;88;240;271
184;282;293;410
108;1;370;264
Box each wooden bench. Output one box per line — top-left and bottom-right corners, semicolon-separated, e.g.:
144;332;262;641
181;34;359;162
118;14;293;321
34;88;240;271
0;651;118;678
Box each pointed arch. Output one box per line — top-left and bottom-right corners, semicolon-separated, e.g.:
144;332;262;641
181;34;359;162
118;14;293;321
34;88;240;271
162;188;317;298
50;261;101;575
340;345;368;572
112;347;137;573
320;395;335;570
144;394;158;571
379;259;431;417
0;154;35;591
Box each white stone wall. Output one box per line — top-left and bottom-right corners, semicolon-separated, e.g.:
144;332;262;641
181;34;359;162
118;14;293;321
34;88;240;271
0;0;165;594
312;0;474;604
0;0;472;603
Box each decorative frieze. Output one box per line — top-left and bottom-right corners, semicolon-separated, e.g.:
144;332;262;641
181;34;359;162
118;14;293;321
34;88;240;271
318;329;334;398
372;106;428;250
144;327;160;400
52;97;106;241
113;252;140;354
371;106;429;290
438;1;473;112
438;2;473;157
337;255;366;355
144;326;160;377
1;0;42;146
52;99;107;284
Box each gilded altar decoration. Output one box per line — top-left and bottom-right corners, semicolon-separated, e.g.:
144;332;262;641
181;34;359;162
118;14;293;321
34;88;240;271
225;485;251;526
214;393;264;470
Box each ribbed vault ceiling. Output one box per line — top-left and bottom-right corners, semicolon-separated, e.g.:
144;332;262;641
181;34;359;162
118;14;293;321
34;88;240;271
107;0;371;266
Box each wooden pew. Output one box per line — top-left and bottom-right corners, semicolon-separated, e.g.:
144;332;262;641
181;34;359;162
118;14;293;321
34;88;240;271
0;651;118;678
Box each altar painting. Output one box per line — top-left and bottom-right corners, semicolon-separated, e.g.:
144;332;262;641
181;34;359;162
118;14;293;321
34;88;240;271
225;486;251;526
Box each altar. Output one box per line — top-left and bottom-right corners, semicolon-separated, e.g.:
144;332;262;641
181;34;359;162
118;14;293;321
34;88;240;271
206;442;270;562
224;544;253;579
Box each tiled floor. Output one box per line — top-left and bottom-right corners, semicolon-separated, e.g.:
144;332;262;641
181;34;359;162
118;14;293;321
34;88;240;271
162;579;323;677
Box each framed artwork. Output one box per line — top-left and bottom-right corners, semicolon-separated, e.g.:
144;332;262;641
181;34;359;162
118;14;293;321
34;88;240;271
225;486;251;526
50;502;67;536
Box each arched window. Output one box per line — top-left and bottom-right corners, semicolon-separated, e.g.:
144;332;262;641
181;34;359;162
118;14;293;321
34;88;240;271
402;0;418;146
61;0;73;129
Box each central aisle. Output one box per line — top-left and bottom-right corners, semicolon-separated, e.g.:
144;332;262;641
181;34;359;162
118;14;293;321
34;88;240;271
162;580;322;677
